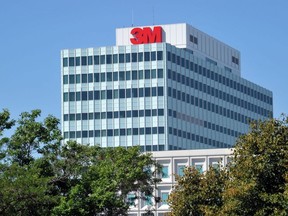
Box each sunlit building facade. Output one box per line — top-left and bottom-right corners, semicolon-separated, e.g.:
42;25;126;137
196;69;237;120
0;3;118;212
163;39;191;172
61;23;273;151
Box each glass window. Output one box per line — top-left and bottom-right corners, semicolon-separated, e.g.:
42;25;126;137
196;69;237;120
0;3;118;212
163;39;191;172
126;71;131;80
152;87;157;96
157;69;163;78
151;51;156;61
151;69;157;79
69;75;75;84
125;53;130;62
114;129;119;136
75;57;81;66
138;70;144;79
63;75;68;84
81;56;87;66
63;58;68;67
95;130;100;137
132;70;137;80
139;110;144;117
158;127;164;134
94;73;99;82
145;70;150;79
82;74;87;83
119;71;125;81
157;51;163;60
113;54;118;63
145;87;151;97
138;52;143;61
94;91;99;100
158;87;164;96
81;91;87;101
145;110;151;116
133;128;138;135
144;52;150;61
76;92;81;101
75;57;80;66
132;88;138;97
119;89;125;98
88;91;93;100
113;89;118;98
106;72;112;81
126;89;131;98
144;195;153;206
139;88;144;97
101;73;105;82
119;54;125;63
177;165;185;177
106;55;112;64
100;55;105;64
158;109;164;116
131;53;137;62
94;55;99;65
120;129;126;136
88;56;93;65
101;90;106;99
161;192;169;205
126;110;131;117
69;57;75;66
113;72;118;81
145;127;151;134
127;194;136;206
162;166;169;178
195;164;203;174
107;90;112;99
88;74;93;83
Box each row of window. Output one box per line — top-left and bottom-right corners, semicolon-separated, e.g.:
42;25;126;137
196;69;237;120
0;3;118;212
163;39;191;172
64;108;164;121
168;109;243;138
168;69;271;117
63;69;164;84
63;51;163;67
63;87;164;102
167;51;272;105
64;126;165;139
168;126;231;149
168;87;256;124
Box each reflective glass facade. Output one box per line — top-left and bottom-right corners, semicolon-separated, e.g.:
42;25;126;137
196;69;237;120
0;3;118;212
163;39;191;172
61;29;273;151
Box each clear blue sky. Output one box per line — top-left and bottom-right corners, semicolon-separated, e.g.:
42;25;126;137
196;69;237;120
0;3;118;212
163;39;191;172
0;0;287;121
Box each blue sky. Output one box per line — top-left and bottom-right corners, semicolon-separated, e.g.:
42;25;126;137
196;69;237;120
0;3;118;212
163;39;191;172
0;0;287;121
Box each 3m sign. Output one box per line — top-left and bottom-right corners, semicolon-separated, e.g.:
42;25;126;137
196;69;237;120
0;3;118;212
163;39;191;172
130;26;162;44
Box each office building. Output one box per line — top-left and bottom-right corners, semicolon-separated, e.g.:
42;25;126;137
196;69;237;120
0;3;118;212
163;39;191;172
61;23;273;150
128;148;232;216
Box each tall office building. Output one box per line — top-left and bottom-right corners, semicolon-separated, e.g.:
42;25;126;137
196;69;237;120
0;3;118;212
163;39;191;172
61;23;273;151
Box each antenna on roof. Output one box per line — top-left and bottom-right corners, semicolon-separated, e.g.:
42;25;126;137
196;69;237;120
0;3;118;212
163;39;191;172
152;7;155;25
131;9;134;27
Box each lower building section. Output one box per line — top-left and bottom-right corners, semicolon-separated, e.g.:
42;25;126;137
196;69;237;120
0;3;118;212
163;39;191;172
128;148;232;216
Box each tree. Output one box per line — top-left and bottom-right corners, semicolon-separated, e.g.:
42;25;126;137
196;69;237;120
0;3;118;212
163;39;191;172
0;109;62;215
52;144;161;216
0;109;161;216
221;116;288;216
168;166;227;216
168;116;288;216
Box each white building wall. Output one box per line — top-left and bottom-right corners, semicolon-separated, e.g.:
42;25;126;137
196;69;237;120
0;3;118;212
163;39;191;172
128;148;233;216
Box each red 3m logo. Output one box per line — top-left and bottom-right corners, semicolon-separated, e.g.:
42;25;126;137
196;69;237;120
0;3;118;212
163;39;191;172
130;26;162;44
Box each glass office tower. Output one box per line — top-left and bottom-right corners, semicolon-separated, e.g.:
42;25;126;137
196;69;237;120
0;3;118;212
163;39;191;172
61;23;273;151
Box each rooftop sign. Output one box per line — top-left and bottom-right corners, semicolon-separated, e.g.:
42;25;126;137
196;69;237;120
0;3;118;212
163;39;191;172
130;26;162;44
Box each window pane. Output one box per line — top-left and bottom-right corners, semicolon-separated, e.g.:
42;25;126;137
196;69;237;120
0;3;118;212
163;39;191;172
162;166;169;178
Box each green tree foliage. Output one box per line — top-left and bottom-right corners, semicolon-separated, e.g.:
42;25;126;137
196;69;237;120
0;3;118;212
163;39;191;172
168;166;227;216
0;109;161;216
168;117;288;216
221;116;288;216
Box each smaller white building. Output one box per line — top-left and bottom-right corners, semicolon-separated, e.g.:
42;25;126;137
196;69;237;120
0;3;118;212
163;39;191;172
128;148;233;216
